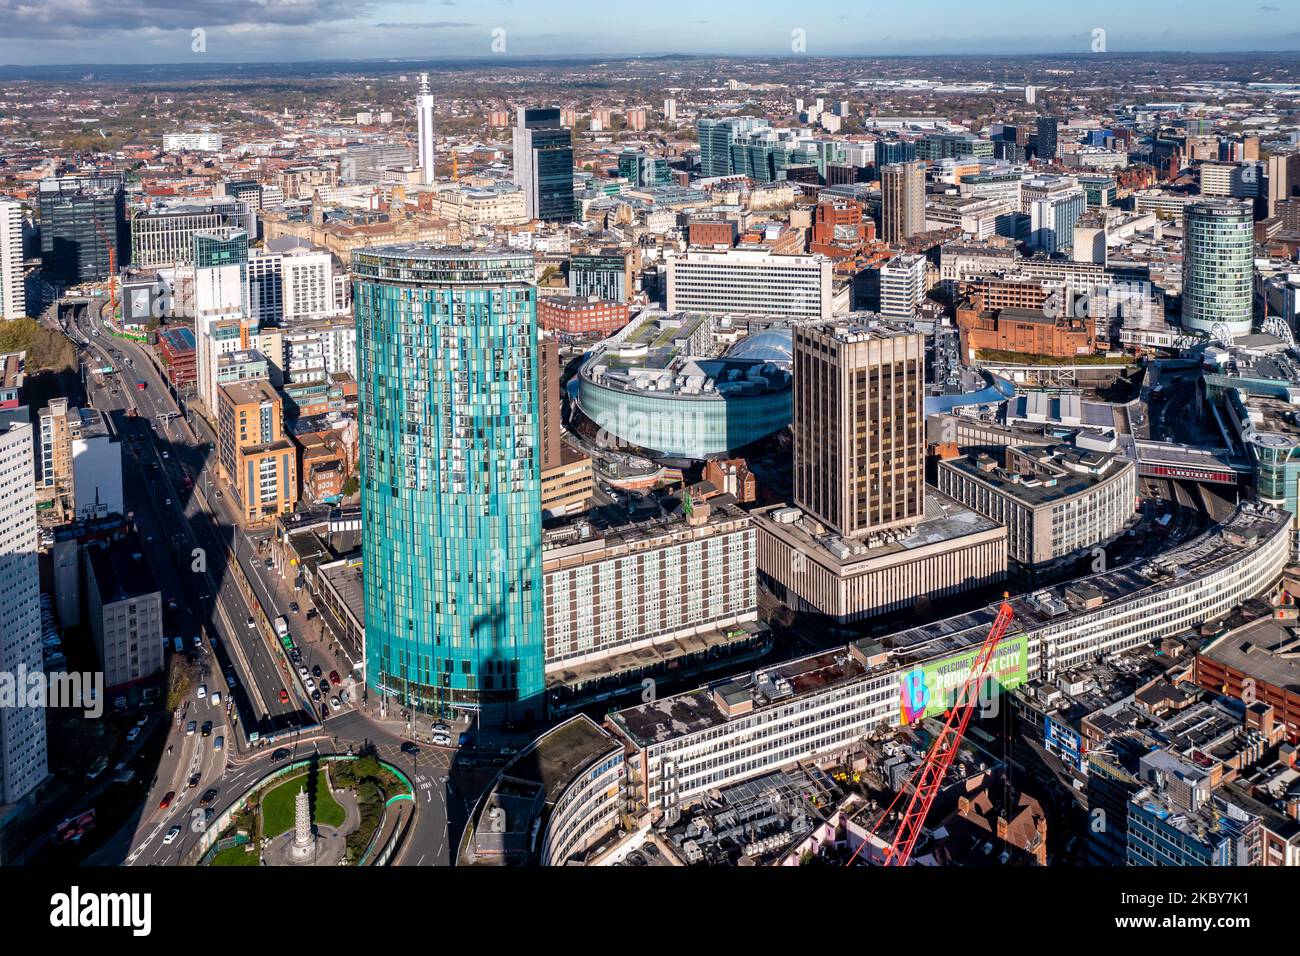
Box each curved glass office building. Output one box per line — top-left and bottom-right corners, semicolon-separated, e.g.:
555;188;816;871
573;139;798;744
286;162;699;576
354;246;544;725
577;321;793;460
1182;199;1254;336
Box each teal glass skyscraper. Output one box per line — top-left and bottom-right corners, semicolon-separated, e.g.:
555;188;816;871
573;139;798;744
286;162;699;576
353;246;544;725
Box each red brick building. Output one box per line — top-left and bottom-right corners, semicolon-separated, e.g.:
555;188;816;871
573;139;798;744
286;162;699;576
538;295;630;340
156;326;197;388
688;218;737;249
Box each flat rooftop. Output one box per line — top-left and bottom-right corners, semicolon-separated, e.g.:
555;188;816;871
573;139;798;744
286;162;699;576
752;488;1003;572
86;540;158;603
941;445;1125;508
219;378;277;407
1202;616;1300;694
608;503;1289;748
501;714;621;805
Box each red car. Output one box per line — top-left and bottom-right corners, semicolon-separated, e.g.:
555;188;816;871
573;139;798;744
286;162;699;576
278;688;289;704
136;381;146;391
329;670;341;685
158;791;175;810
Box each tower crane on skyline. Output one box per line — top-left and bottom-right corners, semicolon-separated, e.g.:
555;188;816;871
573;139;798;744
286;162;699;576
849;598;1016;867
91;215;118;323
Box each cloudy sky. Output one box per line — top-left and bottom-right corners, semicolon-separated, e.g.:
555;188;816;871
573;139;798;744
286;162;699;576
0;0;1296;65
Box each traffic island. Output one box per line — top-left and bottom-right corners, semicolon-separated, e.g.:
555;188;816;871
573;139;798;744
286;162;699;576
194;753;413;866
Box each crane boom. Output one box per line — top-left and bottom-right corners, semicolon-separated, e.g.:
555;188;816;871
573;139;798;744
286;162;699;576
856;600;1015;866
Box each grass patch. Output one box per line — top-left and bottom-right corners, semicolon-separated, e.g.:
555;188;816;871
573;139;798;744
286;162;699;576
210;844;259;866
260;769;345;839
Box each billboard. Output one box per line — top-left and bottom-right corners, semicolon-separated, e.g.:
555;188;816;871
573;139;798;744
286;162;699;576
898;634;1028;725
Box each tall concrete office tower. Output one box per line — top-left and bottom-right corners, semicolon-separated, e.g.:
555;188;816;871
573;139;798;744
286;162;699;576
793;320;925;538
881;161;925;244
416;73;435;186
512;108;574;222
1182;198;1255;336
0;408;47;805
354;246;544;726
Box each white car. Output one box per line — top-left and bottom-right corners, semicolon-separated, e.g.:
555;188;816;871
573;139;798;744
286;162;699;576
431;733;452;747
163;825;181;845
298;666;309;679
329;696;341;711
196;684;206;699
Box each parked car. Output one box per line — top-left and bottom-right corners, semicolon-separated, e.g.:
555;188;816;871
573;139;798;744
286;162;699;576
196;684;206;699
311;664;322;678
329;696;341;711
431;733;452;747
329;670;341;685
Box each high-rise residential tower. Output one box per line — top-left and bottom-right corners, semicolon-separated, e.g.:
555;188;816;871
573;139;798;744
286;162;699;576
1182;198;1255;336
0;408;47;804
881;161;925;244
793;320;926;538
354;246;544;725
512;108;574;223
416;73;436;186
0;198;25;320
193;227;253;413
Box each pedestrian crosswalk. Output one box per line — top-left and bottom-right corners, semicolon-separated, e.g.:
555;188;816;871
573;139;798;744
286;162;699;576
372;742;452;770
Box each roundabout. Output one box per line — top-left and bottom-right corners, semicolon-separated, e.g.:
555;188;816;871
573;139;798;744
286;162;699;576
197;753;414;866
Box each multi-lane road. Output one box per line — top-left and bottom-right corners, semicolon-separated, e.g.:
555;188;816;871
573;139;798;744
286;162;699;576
63;305;471;865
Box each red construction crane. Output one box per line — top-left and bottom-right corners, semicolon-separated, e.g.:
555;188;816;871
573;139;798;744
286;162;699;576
91;215;117;322
850;598;1016;867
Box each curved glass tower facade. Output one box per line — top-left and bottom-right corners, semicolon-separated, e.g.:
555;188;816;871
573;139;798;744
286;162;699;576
1182;198;1254;336
354;246;543;724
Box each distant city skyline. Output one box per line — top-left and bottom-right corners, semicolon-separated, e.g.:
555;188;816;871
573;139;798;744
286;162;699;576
0;0;1298;66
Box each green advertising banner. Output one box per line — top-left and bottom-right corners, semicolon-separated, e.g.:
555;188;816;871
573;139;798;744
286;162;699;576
898;634;1027;725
